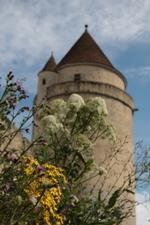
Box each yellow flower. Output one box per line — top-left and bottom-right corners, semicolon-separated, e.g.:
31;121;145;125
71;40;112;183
23;156;66;225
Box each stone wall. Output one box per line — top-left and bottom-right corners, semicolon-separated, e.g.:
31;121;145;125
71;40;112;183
58;63;126;90
34;64;135;225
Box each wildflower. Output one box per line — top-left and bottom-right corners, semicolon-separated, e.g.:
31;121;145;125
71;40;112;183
86;97;108;115
51;99;67;121
68;94;85;111
70;195;79;206
23;157;66;225
23;156;39;175
36;165;45;172
109;125;116;142
72;134;93;157
41;115;63;133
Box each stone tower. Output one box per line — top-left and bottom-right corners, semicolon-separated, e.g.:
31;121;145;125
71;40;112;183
34;26;135;225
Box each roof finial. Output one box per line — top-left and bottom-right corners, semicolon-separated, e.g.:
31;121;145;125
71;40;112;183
51;51;53;56
85;24;88;31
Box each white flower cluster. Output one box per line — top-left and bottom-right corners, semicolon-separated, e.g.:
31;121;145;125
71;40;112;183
72;134;92;150
50;99;67;121
109;126;116;142
86;97;108;115
41;115;63;133
68;94;85;111
70;194;79;206
40;94;116;144
71;134;93;161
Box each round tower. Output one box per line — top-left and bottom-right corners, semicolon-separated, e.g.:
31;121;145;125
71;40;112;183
34;26;136;225
36;52;57;104
33;53;57;138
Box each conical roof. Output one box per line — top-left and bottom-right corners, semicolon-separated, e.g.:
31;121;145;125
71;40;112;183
41;54;56;72
57;29;115;69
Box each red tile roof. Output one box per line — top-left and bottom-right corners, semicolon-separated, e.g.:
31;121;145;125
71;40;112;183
57;30;115;69
41;54;56;72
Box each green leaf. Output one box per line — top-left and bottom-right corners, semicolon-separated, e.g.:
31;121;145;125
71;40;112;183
107;189;121;209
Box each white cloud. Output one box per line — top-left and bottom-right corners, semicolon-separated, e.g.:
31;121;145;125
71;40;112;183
98;0;150;43
0;0;150;68
0;0;150;93
136;192;150;225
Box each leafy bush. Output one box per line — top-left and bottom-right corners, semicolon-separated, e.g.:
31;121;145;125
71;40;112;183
1;73;147;225
0;73;66;225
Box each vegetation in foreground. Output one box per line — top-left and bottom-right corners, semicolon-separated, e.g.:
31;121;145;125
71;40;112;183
0;73;149;225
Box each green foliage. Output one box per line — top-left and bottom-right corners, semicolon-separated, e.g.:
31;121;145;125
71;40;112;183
34;94;134;225
35;95;115;184
107;189;121;209
0;74;142;225
0;73;66;225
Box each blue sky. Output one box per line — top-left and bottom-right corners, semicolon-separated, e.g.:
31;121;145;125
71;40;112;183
0;0;150;224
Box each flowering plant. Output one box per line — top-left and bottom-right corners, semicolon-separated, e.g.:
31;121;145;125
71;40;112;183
35;94;133;225
0;73;66;225
0;74;143;225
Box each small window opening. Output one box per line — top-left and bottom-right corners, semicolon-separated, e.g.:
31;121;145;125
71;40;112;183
74;74;81;82
42;78;46;85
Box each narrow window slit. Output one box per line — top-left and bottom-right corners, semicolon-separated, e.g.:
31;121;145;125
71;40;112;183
74;74;81;82
42;78;46;85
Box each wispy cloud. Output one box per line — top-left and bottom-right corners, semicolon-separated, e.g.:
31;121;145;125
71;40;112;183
0;0;150;93
125;66;150;82
0;0;150;66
